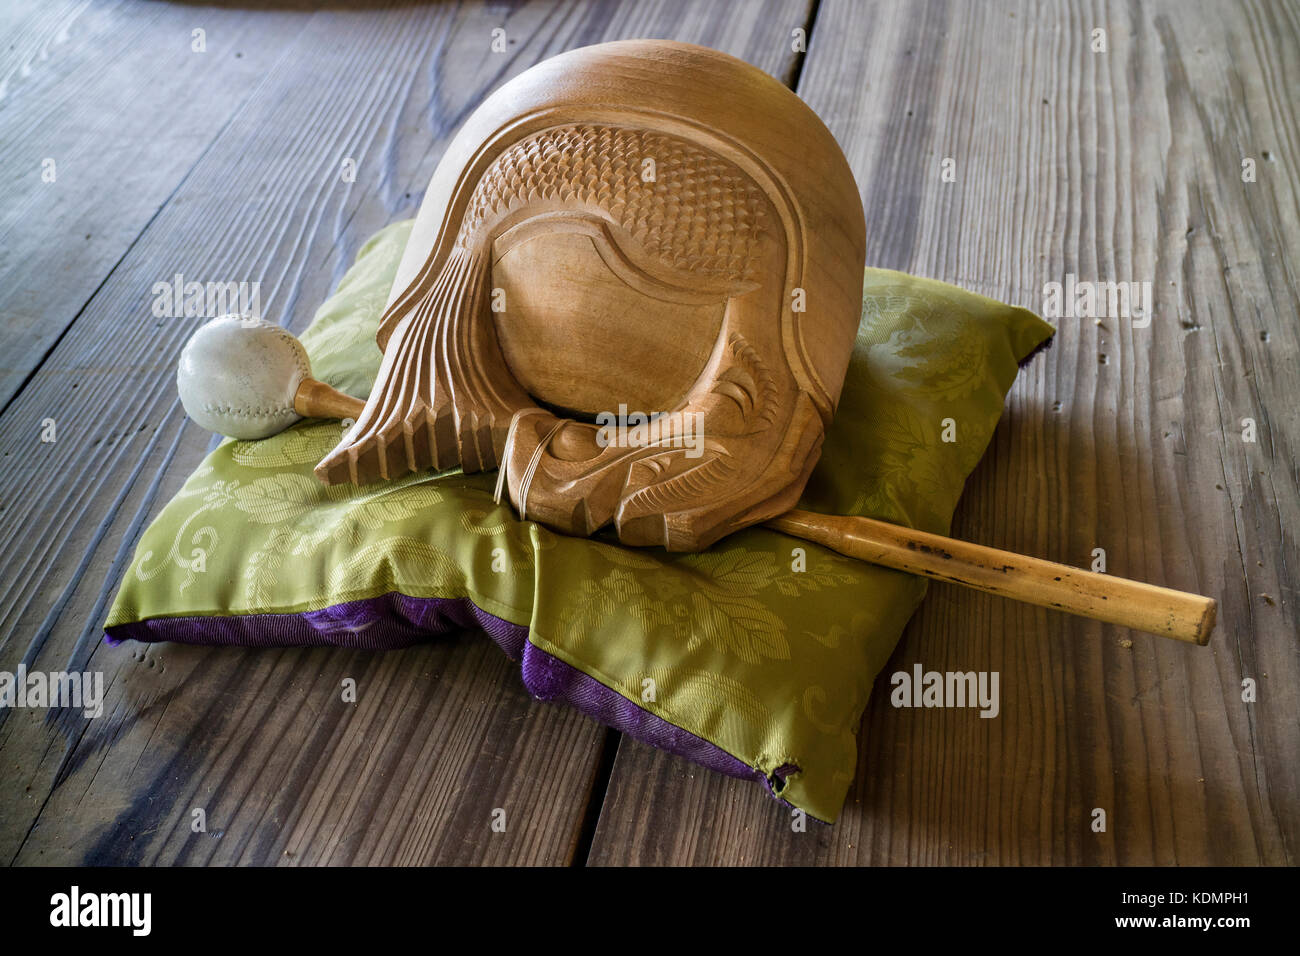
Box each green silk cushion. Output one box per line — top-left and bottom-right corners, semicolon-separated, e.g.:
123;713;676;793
105;219;1053;823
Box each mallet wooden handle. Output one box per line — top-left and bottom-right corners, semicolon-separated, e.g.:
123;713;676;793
293;379;365;421
765;510;1216;645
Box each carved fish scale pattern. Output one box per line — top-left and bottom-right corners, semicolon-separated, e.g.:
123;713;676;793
458;124;768;282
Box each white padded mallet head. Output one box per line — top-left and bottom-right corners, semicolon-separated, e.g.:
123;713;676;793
177;315;310;439
176;314;365;440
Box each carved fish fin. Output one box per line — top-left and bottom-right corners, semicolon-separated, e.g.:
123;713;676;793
315;246;524;485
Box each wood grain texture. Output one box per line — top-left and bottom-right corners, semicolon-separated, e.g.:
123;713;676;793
0;0;313;410
14;639;606;865
0;0;811;864
588;0;1299;865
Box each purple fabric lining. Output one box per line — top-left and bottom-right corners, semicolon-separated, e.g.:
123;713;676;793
103;593;808;816
106;593;516;651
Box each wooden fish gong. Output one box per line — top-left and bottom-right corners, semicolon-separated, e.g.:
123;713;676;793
314;40;867;553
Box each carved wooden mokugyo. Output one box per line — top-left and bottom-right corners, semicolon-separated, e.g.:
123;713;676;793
314;40;867;552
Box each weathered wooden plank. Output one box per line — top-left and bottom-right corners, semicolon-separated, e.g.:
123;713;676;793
589;0;1300;865
0;0;317;410
0;0;810;865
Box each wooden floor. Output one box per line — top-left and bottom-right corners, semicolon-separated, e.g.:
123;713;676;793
0;0;1295;866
